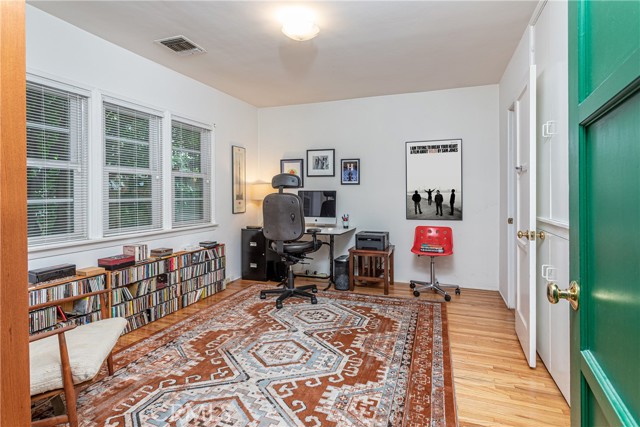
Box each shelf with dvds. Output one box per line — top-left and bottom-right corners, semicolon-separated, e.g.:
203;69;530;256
28;273;109;335
108;255;180;334
178;244;226;308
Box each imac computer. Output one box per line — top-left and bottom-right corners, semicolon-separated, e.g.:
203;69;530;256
298;190;337;226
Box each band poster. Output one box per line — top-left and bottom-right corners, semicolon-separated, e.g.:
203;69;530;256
405;139;462;220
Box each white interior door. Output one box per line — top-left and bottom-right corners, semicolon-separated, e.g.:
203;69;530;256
514;65;537;368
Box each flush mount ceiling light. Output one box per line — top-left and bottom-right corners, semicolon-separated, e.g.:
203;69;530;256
278;6;320;41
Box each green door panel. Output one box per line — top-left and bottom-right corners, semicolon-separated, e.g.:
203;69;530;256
584;87;640;426
571;1;640;426
582;1;640;100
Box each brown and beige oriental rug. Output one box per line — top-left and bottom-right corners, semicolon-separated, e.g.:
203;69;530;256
74;285;457;426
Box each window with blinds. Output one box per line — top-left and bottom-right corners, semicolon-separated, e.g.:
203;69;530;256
103;102;162;236
171;120;211;227
26;82;88;246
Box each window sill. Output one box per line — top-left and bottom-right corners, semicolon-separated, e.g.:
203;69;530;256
28;223;219;261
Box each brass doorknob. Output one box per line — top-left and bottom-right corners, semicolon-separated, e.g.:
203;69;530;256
547;281;580;311
517;230;529;239
537;231;546;240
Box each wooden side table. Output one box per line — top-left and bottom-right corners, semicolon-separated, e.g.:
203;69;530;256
349;245;395;295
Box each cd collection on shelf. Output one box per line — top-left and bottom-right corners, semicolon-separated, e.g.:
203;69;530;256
27;242;226;336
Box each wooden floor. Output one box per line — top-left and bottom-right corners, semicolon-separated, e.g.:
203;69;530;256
117;279;571;427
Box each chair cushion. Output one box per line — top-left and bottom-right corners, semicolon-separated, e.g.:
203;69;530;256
30;317;127;396
273;239;322;255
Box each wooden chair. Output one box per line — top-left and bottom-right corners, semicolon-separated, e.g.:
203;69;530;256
30;317;127;427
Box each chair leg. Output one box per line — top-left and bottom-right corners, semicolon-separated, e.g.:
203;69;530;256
57;333;78;427
409;256;460;302
107;353;114;376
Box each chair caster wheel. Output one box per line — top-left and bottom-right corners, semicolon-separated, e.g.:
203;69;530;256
455;288;461;295
276;301;283;309
444;294;451;302
413;290;420;297
312;288;318;293
409;282;416;289
260;293;266;299
311;296;318;304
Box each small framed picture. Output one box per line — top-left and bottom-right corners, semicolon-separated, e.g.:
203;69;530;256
280;158;304;187
306;149;335;177
232;145;246;214
340;158;360;185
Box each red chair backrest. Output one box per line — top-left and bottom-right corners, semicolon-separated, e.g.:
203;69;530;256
411;226;453;254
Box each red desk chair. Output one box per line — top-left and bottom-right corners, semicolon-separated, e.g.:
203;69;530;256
409;226;461;301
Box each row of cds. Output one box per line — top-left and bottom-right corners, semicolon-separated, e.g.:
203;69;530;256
29;306;57;334
29;275;106;306
179;245;226;267
110;257;178;288
112;285;179;316
182;280;226;307
181;269;225;294
180;258;225;281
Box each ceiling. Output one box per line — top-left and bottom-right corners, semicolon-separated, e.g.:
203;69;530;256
28;1;537;108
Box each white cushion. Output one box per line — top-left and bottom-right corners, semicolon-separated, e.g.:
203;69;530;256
30;317;127;396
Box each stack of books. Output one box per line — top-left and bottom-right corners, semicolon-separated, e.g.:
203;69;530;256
420;244;445;253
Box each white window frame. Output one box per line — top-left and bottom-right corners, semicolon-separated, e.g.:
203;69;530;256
102;98;163;237
26;76;90;247
171;117;212;228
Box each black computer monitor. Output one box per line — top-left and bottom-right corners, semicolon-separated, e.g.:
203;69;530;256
298;190;337;226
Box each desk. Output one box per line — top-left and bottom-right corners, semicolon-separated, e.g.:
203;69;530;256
349;245;395;295
305;226;356;289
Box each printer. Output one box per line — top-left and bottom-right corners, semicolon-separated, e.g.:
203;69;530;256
355;231;389;251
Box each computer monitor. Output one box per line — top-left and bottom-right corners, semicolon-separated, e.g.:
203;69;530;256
298;190;337;226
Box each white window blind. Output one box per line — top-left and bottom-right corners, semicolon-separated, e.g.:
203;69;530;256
26;81;88;246
171;120;211;227
103;102;162;236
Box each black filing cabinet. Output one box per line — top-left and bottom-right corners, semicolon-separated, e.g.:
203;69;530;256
242;228;284;281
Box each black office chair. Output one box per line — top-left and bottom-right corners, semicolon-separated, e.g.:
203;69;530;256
260;173;322;309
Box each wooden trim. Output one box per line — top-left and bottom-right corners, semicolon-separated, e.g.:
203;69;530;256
0;1;30;425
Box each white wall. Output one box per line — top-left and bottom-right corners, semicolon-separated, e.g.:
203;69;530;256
258;86;500;289
26;6;261;280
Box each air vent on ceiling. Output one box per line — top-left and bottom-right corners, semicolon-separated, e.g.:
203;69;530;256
155;35;206;56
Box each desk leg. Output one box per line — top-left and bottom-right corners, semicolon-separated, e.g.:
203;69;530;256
390;250;395;286
323;235;336;291
383;254;389;295
349;251;355;291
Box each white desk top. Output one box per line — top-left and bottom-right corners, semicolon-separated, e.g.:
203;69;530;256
305;226;356;236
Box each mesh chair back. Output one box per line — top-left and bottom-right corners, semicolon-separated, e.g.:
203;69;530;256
263;192;305;242
411;226;454;256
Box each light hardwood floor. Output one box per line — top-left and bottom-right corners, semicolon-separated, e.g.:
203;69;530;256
116;279;571;427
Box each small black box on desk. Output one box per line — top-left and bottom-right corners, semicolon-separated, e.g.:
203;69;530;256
355;231;390;251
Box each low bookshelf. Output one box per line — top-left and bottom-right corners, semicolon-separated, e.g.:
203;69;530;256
28;273;109;335
27;243;227;336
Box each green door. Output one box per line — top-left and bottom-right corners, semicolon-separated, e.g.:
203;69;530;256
569;1;640;425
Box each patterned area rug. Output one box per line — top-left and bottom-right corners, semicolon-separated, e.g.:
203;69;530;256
76;285;457;426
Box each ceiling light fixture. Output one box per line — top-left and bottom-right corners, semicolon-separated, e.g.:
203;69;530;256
279;6;319;41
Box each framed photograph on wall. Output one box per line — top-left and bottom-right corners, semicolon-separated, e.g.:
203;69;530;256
280;158;304;187
306;149;335;177
340;158;360;185
232;145;246;214
405;139;462;220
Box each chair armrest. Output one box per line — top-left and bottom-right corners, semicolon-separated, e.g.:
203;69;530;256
29;324;77;343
